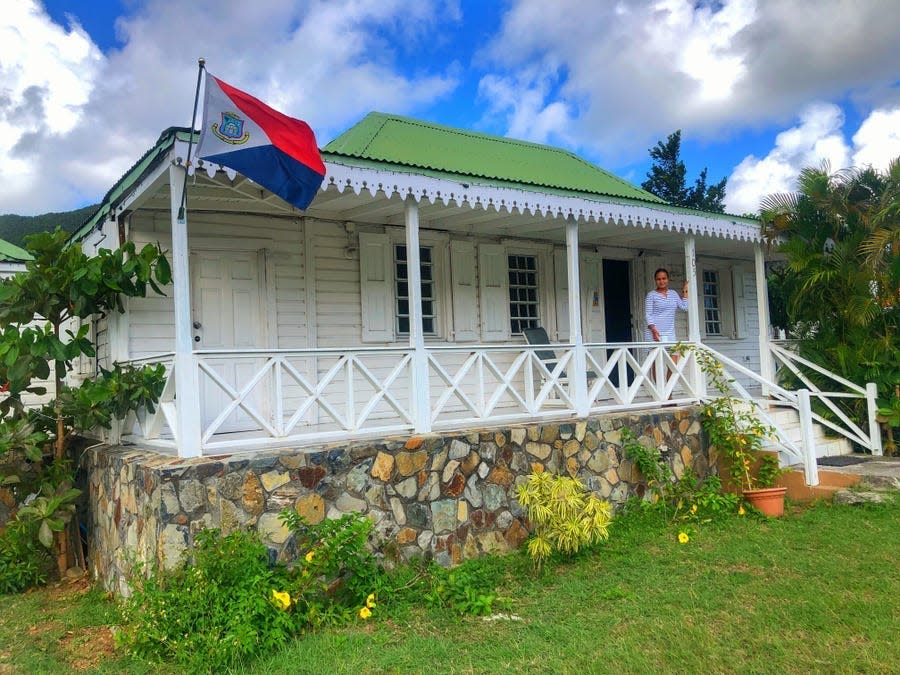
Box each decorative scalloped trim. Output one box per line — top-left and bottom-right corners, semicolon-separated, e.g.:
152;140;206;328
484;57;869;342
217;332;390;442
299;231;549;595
322;163;761;242
188;157;761;242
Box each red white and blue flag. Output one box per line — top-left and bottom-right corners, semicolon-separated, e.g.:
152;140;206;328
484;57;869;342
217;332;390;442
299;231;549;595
196;74;326;210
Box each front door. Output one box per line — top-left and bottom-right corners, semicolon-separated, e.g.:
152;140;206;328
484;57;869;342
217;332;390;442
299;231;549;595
602;259;633;386
192;250;266;433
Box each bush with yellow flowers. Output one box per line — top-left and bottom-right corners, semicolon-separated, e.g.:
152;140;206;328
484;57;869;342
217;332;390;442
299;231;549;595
120;511;383;672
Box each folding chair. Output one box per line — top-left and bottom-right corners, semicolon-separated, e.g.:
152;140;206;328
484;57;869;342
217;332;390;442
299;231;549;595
522;327;596;392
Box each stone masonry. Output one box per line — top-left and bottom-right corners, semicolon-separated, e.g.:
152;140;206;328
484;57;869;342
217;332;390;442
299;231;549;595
86;408;709;595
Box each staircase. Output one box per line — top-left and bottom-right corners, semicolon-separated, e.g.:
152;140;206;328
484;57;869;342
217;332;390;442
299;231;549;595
757;404;854;463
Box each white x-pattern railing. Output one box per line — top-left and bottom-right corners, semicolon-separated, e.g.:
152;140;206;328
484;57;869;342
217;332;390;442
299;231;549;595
119;339;881;483
122;342;705;451
769;341;882;455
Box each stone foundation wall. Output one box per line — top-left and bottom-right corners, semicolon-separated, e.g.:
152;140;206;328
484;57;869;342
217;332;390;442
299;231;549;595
87;408;710;595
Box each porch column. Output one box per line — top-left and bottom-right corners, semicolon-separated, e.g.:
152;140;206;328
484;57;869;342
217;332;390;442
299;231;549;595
169;164;202;458
754;243;774;397
405;197;432;433
566;215;589;417
683;235;705;398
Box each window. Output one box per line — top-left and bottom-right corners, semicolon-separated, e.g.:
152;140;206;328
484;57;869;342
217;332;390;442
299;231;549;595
395;244;436;335
508;254;539;334
702;270;722;335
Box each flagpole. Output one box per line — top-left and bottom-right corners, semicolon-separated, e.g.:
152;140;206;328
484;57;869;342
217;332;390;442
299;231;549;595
177;57;206;223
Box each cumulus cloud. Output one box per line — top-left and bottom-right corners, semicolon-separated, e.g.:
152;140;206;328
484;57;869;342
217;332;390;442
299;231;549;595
725;103;849;214
852;107;900;170
724;103;900;215
0;1;104;213
478;0;900;161
0;0;461;215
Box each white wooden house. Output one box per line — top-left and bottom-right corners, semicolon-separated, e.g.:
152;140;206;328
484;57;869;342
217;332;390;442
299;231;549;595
72;113;882;484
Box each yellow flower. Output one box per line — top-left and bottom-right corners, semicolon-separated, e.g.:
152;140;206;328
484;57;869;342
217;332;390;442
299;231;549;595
678;532;689;544
271;590;292;610
366;593;376;609
305;550;315;563
738;505;746;516
690;504;698;515
358;606;372;620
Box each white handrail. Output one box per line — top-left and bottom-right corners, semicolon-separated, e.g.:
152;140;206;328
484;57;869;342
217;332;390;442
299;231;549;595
767;342;881;455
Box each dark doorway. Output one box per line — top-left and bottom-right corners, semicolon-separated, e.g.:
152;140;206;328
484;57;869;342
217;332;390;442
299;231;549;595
602;259;633;386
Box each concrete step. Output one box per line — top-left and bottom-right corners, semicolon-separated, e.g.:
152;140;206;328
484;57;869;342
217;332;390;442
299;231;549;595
778;466;861;503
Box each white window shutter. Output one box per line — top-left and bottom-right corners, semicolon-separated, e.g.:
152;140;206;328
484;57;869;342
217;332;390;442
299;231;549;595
732;267;748;339
359;232;393;342
478;244;509;342
450;240;478;341
553;248;569;341
716;268;735;339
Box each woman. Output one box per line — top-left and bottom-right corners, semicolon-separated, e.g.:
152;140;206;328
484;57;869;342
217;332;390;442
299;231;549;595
644;268;689;343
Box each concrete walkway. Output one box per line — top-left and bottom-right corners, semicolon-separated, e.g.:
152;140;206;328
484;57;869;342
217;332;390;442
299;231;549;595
823;456;900;491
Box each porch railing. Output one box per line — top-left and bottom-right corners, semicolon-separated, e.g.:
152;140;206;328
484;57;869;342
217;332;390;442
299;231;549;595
121;341;703;453
119;341;881;488
769;340;882;455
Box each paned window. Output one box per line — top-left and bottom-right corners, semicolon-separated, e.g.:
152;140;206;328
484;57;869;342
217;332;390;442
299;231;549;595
508;254;539;334
395;245;436;335
702;270;722;335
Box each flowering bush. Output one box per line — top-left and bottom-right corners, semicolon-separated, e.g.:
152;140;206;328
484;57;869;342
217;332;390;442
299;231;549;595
120;511;383;671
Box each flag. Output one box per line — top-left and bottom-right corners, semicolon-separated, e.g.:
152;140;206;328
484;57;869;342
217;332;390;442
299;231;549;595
196;74;326;210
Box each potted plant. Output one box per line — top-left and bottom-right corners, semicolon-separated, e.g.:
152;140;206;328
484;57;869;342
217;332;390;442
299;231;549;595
678;345;788;516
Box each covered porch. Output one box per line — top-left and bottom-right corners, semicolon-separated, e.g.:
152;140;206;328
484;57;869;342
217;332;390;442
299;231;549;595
76;121;881;486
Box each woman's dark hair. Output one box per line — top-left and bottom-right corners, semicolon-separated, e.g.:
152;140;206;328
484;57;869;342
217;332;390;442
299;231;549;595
653;268;669;279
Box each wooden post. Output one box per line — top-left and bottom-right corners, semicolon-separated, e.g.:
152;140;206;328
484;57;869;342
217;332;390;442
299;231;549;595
566;215;589;417
798;388;819;486
866;382;883;456
169;163;202;457
755;243;774;397
406;198;431;433
683;235;705;398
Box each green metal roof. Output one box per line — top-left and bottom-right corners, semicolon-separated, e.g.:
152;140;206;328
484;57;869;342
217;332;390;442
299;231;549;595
323;112;665;204
72;115;755;244
0;238;32;262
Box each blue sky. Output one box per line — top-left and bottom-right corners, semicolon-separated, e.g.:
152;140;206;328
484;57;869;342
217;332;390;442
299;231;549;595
3;0;899;216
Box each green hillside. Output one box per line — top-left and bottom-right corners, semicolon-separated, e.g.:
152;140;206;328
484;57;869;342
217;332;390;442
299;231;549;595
0;205;98;247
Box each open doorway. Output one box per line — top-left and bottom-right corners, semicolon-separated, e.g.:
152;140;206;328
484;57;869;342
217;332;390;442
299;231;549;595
602;259;633;386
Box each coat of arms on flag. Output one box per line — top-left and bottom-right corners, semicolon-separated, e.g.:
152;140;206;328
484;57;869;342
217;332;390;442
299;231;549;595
196;73;326;210
212;112;250;144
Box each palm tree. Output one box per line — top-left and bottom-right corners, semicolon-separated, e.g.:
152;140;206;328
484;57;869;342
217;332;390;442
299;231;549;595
760;159;900;453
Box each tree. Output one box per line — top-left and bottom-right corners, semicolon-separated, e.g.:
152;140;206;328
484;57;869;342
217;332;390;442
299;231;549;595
0;228;170;579
642;130;728;213
761;160;899;453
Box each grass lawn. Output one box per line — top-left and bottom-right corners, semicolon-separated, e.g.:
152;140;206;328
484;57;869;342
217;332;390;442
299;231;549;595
2;496;898;673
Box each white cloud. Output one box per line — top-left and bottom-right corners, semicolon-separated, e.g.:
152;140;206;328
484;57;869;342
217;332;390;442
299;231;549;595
0;1;104;213
0;0;461;215
852;107;900;169
479;0;900;161
725;103;850;214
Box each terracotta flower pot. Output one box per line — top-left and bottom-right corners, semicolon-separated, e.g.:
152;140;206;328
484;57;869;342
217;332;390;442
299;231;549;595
743;486;787;517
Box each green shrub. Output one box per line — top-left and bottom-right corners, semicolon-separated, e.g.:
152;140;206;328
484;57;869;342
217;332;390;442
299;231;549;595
515;471;612;570
0;518;49;594
423;559;507;616
119;512;384;671
120;528;296;671
622;428;740;522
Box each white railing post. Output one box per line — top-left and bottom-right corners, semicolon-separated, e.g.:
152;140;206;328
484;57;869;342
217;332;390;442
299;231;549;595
754;244;774;397
683;235;705;398
798;388;819;486
405;198;432;433
169;163;202;458
566;215;589;417
866;382;884;456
